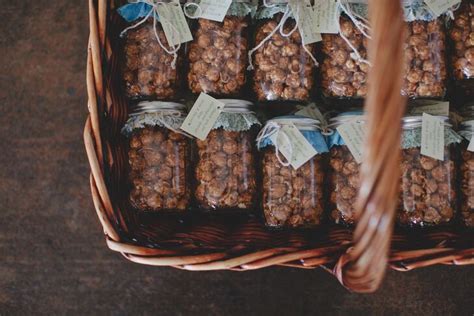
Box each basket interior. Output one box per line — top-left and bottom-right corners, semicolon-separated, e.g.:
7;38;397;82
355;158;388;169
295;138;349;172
101;6;473;261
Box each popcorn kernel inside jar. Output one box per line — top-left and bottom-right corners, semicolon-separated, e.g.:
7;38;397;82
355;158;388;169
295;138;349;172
262;148;325;228
121;19;182;101
128;126;190;212
252;11;316;102
188;16;249;97
195;128;258;211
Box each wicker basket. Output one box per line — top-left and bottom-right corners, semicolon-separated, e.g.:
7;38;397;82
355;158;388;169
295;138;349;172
84;0;474;293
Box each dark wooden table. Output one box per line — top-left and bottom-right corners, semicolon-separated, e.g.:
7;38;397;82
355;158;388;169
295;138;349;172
0;1;472;315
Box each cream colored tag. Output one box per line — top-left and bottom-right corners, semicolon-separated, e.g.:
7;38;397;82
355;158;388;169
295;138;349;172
421;113;445;161
313;0;340;34
468;136;474;152
295;104;325;122
409;101;450;116
198;0;233;22
180;93;224;140
289;0;322;45
337;120;366;163
424;0;461;17
270;124;318;170
156;1;193;46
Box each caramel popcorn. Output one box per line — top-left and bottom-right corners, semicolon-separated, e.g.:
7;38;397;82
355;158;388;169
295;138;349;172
195;129;258;211
398;147;456;226
328;145;361;225
252;16;316;102
262;149;325;228
187;16;248;97
402;19;447;98
128;127;190;212
450;2;474;82
321;16;369;98
121;19;182;100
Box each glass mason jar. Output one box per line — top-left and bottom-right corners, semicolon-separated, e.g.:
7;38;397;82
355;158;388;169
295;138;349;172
327;113;364;226
397;116;462;227
459;119;474;227
194;99;261;212
251;1;317;102
257;116;328;228
449;1;474;92
119;12;184;101
122;102;191;212
186;1;253;97
321;15;369;99
402;3;448;99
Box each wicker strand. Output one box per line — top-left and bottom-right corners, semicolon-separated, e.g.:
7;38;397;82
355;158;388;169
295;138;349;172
336;0;407;293
83;0;473;288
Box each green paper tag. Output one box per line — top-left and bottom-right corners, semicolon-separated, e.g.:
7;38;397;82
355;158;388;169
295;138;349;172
198;0;233;22
181;93;225;140
421;113;445;160
409;101;450;116
270;123;318;170
423;0;461;17
337;119;366;163
289;0;322;45
156;1;193;46
313;0;340;34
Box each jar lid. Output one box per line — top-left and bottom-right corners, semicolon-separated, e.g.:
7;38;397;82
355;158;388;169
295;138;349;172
329;112;365;128
263;0;288;5
402;115;451;129
219;99;254;113
267;116;321;131
130;101;187;116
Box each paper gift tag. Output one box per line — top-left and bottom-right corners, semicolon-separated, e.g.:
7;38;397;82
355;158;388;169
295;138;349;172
270;123;318;170
468;135;474;152
337;119;366;163
421;113;445;161
313;0;340;34
156;1;193;46
295;104;325;123
196;0;233;22
409;101;450;116
180;93;224;140
424;0;461;17
289;0;322;45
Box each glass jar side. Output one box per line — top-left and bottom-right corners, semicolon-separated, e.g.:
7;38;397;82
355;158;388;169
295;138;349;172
261;146;326;228
194;127;259;212
121;18;184;101
128;126;191;212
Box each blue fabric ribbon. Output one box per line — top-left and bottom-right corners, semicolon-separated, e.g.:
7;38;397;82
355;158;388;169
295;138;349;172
118;2;154;22
327;131;345;148
258;115;329;154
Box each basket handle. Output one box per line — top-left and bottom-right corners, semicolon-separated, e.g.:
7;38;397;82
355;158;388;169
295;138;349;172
335;0;407;293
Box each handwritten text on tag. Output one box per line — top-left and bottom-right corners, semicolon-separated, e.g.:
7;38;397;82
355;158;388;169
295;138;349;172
289;0;322;45
421;113;445;161
337;120;366;163
313;0;340;34
270;124;318;170
409;101;450;116
180;93;224;140
156;2;193;46
424;0;461;17
197;0;232;22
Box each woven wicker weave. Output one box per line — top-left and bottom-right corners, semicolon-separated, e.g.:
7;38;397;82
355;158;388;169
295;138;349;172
84;0;474;293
